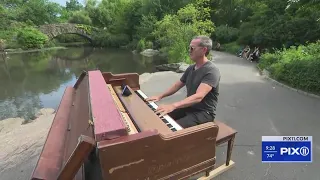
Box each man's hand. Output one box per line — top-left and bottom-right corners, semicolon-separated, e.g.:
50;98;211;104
145;95;162;102
155;104;176;117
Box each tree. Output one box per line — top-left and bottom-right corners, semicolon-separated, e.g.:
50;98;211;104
66;0;83;11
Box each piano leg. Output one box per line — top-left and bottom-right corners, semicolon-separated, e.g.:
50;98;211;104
196;132;236;179
205;169;211;177
226;136;235;166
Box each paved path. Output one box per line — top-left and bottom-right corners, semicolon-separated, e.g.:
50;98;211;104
141;51;320;180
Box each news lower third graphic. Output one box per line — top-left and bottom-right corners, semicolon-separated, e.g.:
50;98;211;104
262;136;312;163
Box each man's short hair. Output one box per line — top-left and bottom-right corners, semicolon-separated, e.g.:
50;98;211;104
193;35;212;56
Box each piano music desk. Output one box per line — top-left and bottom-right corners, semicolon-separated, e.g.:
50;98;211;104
196;121;237;180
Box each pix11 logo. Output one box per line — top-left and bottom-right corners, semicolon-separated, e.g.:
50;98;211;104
280;146;310;156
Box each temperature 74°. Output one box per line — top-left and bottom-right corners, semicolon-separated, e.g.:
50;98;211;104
267;154;274;158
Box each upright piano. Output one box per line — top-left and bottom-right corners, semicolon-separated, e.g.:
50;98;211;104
30;70;236;180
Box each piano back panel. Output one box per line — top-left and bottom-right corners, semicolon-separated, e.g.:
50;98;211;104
98;124;219;180
114;85;172;134
102;72;140;90
30;87;74;180
62;72;95;179
88;70;127;141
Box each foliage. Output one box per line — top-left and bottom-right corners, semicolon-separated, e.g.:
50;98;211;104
258;41;320;94
136;39;146;52
16;27;48;49
133;14;158;42
221;41;242;54
257;51;281;70
75;24;93;34
68;11;92;25
136;38;154;52
152;0;215;63
0;39;5;50
213;25;239;44
0;0;319;56
66;0;83;11
91;30;130;48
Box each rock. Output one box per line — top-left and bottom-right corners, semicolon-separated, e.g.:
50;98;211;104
140;49;159;57
132;50;137;54
155;62;190;73
156;63;180;71
0;112;55;179
176;63;189;73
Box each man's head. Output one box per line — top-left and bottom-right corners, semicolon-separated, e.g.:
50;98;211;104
189;35;212;62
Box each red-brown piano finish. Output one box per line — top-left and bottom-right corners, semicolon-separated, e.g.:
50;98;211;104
30;70;225;180
88;70;127;141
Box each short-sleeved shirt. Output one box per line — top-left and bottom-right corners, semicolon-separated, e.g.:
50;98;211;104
180;61;220;115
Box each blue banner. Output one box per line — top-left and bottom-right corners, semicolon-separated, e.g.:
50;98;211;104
261;136;312;163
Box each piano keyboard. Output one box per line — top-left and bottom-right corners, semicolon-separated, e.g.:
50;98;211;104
135;90;183;131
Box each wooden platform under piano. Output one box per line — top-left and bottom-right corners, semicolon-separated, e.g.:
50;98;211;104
30;70;237;180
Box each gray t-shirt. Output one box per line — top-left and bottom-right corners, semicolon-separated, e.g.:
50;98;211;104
180;61;220;115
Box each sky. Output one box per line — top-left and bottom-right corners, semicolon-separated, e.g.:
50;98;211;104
50;0;85;6
50;0;67;6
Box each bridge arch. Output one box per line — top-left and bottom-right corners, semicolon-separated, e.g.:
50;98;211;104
38;23;96;43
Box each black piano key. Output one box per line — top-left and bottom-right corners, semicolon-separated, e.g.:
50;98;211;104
171;128;177;132
167;124;173;128
161;118;168;123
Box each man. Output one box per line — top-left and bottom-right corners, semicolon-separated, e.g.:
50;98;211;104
146;35;221;128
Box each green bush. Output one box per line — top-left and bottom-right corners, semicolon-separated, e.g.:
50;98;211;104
92;30;130;48
213;25;239;44
68;11;92;25
16;27;48;49
136;39;146;52
145;41;153;49
221;41;241;54
258;41;320;94
152;1;214;64
257;51;281;70
0;30;19;49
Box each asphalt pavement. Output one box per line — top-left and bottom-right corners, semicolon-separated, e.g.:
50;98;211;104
140;51;320;180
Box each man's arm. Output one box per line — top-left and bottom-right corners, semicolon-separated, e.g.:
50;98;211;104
172;83;212;109
159;80;185;99
155;82;213;117
148;65;192;101
173;70;220;109
155;69;220;117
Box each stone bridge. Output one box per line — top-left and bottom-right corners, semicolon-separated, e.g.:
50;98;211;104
38;23;99;42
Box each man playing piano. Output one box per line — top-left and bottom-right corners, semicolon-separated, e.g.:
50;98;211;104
146;35;221;128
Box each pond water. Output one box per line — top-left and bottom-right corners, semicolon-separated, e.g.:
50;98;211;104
0;47;165;120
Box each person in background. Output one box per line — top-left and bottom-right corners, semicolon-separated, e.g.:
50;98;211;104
248;47;260;62
242;45;250;59
215;42;221;51
146;35;221;128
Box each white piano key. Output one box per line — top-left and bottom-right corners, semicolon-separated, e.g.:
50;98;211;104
135;90;183;131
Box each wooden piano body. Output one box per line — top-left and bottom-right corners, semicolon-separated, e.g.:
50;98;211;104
30;70;237;180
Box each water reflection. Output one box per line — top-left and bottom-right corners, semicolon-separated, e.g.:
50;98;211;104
0;47;163;120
